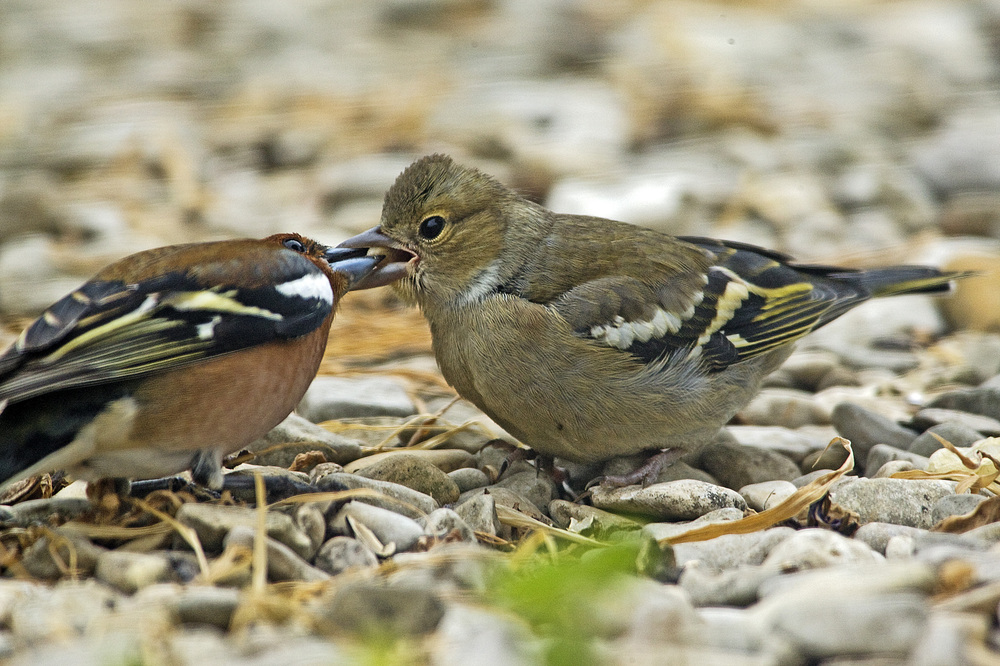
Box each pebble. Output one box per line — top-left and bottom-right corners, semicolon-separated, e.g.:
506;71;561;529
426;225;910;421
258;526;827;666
431;603;543;666
314;536;380;576
737;388;831;428
315;471;438;519
865;443;930;475
447;467;491;493
420;508;476;543
672;528;795;570
642;508;746;542
458;487;548;523
738;480;797;512
761;529;882;571
344;448;476;474
244;412;363;466
354;453;461;505
95;550;200;593
491;470;557;512
317;581;445;636
908;421;984;457
831;402;918;463
170;585;241;629
725;425;833;464
548;500;642;538
931;493;987;524
175;503;315;560
454;493;501;538
330;500;425;554
696;435;801;490
297;376;416;422
223;526;330;583
591;479;747;521
829;478;958;528
0;497;93;527
19;531;104;580
911;408;1000;436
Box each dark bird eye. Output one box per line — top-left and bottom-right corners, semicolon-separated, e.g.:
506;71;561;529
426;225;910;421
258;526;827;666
418;215;445;240
283;238;307;253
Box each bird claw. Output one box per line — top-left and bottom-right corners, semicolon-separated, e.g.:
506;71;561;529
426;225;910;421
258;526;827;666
586;449;684;489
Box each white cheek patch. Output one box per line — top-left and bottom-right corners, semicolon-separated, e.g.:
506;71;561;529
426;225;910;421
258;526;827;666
275;272;334;304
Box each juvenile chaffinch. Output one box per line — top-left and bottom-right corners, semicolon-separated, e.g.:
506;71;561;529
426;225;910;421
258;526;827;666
0;233;378;492
340;154;961;483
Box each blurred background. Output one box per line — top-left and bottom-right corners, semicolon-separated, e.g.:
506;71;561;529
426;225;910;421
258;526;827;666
0;0;998;330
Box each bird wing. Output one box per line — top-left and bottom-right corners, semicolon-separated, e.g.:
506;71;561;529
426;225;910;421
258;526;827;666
551;236;870;372
0;253;333;403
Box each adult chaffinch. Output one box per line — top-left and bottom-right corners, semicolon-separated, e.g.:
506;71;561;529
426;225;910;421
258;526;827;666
0;233;378;492
339;154;962;484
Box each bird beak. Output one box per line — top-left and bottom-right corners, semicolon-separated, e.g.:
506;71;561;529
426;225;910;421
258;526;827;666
335;226;417;290
322;247;383;291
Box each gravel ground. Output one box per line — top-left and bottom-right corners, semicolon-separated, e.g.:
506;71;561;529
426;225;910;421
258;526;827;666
2;1;1000;664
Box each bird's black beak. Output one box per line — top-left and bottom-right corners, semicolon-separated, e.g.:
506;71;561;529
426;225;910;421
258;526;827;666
323;247;383;291
335;226;417;290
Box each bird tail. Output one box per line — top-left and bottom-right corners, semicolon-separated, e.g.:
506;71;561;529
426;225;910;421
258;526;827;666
833;267;966;298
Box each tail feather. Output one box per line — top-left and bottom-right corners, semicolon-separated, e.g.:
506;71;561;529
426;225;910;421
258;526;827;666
832;267;965;298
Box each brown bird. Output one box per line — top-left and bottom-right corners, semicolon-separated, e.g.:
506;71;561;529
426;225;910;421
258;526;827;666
340;155;961;484
0;233;377;491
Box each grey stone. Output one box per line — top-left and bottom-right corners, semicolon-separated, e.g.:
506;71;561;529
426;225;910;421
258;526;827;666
737;388;830;428
95;550;199;593
176;502;315;559
172;586;241;629
454;493;501;538
245;412;363;465
591;479;746;521
831;402;918;464
642;508;745;542
725;425;833;464
738;480;797;512
314;536;379;576
1;497;92;527
355;453;460;505
224;526;330;583
910;611;992;666
295;504;327;560
458;487;547;522
420;508;475;543
8;581;118;644
908;421;984;457
447;467;490;493
319;581;445;636
871;459;918;479
548;500;642;538
865;444;930;476
931;493;987;524
651;460;719;485
298;376;416;421
697;436;801;490
331;501;425;553
672;527;795;570
927;386;1000;418
431;604;542;666
912;408;1000;436
679;563;777;607
19;531;104;580
761;529;881;571
316;472;438;519
492;470;557;511
829;478;957;528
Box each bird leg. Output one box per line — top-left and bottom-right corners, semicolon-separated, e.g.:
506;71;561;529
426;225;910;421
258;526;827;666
588;448;685;489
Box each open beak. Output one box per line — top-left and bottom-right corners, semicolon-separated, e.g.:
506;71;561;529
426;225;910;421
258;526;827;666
322;247;384;291
334;226;417;290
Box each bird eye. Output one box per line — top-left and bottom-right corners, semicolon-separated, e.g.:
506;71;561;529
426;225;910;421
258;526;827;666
283;238;307;253
418;215;445;240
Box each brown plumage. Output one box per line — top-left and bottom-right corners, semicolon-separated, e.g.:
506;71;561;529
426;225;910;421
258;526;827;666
0;233;378;490
340;155;961;478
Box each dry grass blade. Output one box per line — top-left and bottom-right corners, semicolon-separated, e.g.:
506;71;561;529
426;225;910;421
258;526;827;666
130;498;210;577
660;437;854;546
60;521;173;540
252;472;267;594
930;432;979;468
495;504;604;547
270;487;429;518
932;495;1000;533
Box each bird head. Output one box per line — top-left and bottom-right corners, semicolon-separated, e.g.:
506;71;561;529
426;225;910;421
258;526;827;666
338;154;537;307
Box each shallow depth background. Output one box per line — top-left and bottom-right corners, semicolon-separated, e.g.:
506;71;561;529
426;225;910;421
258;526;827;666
0;0;998;325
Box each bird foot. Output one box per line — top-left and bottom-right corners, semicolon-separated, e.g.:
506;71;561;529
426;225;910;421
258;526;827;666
587;449;684;489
